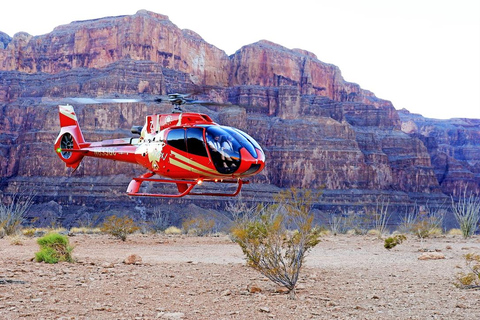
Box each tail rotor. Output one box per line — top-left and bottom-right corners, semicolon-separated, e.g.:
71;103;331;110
54;105;87;169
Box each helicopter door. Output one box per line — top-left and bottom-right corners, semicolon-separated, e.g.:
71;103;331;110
186;128;208;158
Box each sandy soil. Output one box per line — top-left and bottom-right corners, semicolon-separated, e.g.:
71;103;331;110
1;233;480;319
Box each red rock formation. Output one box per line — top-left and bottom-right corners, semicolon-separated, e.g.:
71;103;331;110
399;110;480;195
0;10;229;87
0;10;477;226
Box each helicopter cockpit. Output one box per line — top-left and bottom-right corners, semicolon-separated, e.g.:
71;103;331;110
205;126;263;174
165;125;264;175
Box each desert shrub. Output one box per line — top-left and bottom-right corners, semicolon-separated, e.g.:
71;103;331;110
101;215;139;241
182;217;215;236
451;189;480;238
76;212;101;229
164;226;182;235
400;203;445;240
371;196;391;236
384;234;407;250
231;188;321;298
22;228;37;237
0;193;34;236
447;228;464;236
69;227;102;234
149;208;170;233
328;213;349;235
35;233;74;263
346;211;371;235
10;235;23;245
367;229;382;237
455;253;480;289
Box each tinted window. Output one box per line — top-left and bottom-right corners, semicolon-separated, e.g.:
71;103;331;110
233;128;263;153
187;128;208;157
167;128;187;152
222;127;258;158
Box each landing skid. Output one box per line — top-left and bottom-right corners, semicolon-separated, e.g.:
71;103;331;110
126;172;248;197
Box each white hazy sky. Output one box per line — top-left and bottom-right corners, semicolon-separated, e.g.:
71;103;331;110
1;0;479;119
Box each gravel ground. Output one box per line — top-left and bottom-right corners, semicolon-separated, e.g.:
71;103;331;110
1;233;480;319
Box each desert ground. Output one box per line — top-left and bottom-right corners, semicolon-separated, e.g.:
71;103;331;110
1;233;480;320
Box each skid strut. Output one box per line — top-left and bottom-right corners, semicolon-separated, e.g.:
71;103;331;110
126;172;248;198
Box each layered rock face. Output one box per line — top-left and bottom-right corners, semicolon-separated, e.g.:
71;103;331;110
1;10;478;226
399;110;480;195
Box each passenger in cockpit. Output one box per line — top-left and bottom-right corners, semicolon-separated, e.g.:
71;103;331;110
207;134;229;170
222;135;236;169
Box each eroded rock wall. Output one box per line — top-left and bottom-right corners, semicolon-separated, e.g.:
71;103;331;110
0;10;478;226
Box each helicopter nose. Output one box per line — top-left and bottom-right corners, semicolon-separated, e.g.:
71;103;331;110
238;148;265;176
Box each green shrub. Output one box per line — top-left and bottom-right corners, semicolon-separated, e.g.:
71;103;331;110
35;233;74;263
384;234;407;250
101;215;139;241
451;189;480;239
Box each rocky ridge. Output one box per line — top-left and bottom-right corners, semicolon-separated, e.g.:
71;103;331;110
0;10;478;227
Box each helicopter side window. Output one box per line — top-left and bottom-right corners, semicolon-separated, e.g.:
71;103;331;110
186;128;208;157
167;128;187;152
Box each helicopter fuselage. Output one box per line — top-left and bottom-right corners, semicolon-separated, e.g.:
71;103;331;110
54;105;265;197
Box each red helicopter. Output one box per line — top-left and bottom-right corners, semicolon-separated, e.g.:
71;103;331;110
53;94;266;197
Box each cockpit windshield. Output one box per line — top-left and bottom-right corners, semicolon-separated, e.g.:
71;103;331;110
205;126;240;173
205;126;260;173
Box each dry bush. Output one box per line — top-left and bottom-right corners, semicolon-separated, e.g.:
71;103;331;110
0;192;34;237
182;217;215;236
149;207;170;233
231;188;321;298
164;226;182;235
455;253;480;289
69;227;102;234
447;228;464;236
101;215;139;241
400;202;445;240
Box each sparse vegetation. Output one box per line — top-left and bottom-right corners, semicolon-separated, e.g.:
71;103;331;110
451;188;480;238
182;217;215;236
9;235;24;245
0;192;34;237
330;196;390;237
101;215;139;241
69;227;102;234
384;234;407;250
149;207;170;233
455;253;480;289
447;228;464;236
164;226;182;235
35;233;74;263
400;203;445;240
231;188;322;298
371;196;391;236
328;213;349;235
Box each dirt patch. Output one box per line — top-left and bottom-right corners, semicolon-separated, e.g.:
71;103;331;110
1;233;480;319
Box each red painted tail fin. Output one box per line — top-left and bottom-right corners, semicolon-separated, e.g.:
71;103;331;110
54;105;86;169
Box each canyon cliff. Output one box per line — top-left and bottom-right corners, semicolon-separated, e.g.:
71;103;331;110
0;10;478;227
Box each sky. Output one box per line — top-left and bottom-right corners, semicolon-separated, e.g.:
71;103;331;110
1;0;479;119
